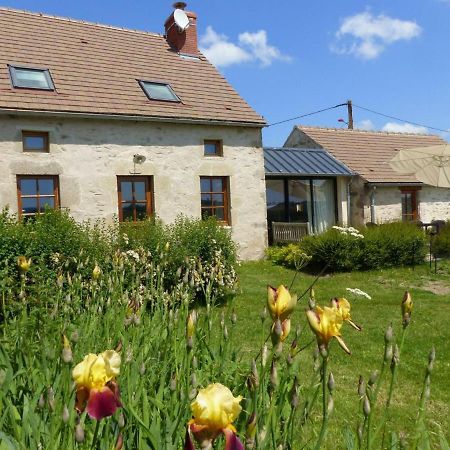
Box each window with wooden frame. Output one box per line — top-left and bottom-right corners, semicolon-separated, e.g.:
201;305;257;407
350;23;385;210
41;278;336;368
203;140;223;157
117;176;153;222
200;176;230;224
400;187;420;222
17;175;60;218
22;131;49;152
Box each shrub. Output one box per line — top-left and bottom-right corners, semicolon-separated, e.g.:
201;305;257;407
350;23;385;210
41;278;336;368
268;223;427;272
165;216;238;301
265;244;311;269
0;210;238;303
361;222;427;269
431;221;450;257
0;209;113;281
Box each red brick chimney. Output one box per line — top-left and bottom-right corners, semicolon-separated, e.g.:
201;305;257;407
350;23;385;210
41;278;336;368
164;2;198;56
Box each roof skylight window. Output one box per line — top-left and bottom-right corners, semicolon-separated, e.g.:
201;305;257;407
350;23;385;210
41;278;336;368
138;80;180;102
9;65;55;90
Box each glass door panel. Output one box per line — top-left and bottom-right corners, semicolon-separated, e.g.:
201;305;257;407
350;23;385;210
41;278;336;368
288;180;311;224
266;179;285;224
313;179;336;233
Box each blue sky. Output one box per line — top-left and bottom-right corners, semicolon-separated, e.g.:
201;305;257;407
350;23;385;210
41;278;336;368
3;0;450;146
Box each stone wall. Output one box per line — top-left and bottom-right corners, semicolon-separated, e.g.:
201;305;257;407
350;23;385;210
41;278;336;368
359;185;450;223
0;114;268;260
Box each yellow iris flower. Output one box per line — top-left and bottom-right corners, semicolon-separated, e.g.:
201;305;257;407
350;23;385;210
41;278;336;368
17;256;31;273
330;298;361;331
306;306;351;354
401;291;413;326
186;383;244;449
72;350;121;420
267;285;297;322
92;264;102;280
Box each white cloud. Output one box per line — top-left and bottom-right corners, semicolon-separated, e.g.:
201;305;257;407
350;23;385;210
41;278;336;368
199;27;252;67
356;119;376;131
382;122;428;134
200;26;291;68
332;12;422;59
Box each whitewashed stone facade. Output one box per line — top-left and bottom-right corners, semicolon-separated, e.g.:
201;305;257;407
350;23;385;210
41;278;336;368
0;114;268;260
370;186;450;224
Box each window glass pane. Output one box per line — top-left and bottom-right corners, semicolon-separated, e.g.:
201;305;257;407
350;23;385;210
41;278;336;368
214;208;225;221
134;182;146;201
212;178;223;192
201;193;212;207
14;68;51;89
201;209;213;219
22;198;38;214
38;178;54;196
21;179;37;196
212;193;224;207
204;142;218;155
121;182;133;202
288;180;310;223
122;203;134;221
200;178;211;193
39;197;55;212
24;135;45;150
266;179;285;224
313;179;335;233
141;82;179;101
135;203;147;220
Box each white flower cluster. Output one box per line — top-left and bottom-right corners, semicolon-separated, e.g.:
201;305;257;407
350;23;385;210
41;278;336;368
125;249;140;262
346;287;372;300
332;226;364;239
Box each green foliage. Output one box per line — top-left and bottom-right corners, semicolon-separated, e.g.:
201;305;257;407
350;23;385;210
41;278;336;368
265;244;311;270
269;223;427;272
0;210;237;302
431;221;450;257
165;216;238;300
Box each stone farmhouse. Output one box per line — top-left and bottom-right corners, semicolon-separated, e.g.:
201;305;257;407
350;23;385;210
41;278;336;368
284;126;450;226
0;4;268;260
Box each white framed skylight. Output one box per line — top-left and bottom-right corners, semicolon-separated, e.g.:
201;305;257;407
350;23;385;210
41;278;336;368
138;80;180;102
9;65;55;90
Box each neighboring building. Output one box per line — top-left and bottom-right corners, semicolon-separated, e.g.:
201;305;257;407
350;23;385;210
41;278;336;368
285;126;450;225
264;147;353;242
0;5;268;259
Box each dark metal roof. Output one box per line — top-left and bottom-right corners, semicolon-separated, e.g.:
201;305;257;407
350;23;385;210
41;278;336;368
264;147;354;177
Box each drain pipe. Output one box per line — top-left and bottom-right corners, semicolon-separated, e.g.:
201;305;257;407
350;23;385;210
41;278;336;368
347;178;352;226
370;186;376;224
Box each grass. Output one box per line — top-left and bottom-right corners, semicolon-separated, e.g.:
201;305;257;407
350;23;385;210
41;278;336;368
228;260;450;448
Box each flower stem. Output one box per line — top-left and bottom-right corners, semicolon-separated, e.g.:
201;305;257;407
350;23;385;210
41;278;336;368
386;327;407;409
314;355;328;450
91;420;101;450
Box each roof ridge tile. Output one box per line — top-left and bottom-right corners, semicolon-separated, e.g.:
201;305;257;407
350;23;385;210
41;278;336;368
297;125;441;138
0;7;163;38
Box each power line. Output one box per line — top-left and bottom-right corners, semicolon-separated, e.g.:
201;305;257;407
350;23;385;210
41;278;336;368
266;101;450;135
353;104;450;134
266;103;347;127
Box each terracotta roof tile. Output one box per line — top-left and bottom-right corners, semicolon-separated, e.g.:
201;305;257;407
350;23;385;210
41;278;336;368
296;126;448;183
0;8;266;126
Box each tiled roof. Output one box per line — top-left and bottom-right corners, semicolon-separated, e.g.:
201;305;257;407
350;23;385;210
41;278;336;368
264;147;353;177
293;126;448;183
0;8;265;126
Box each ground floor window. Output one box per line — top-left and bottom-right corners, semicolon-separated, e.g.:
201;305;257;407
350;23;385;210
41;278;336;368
266;177;337;234
17;175;60;219
117;176;153;222
200;176;230;224
400;188;419;222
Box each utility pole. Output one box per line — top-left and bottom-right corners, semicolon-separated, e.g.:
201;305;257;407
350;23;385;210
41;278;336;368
347;99;354;130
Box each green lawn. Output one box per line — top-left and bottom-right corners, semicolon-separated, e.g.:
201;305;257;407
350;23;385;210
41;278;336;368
228;260;450;448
